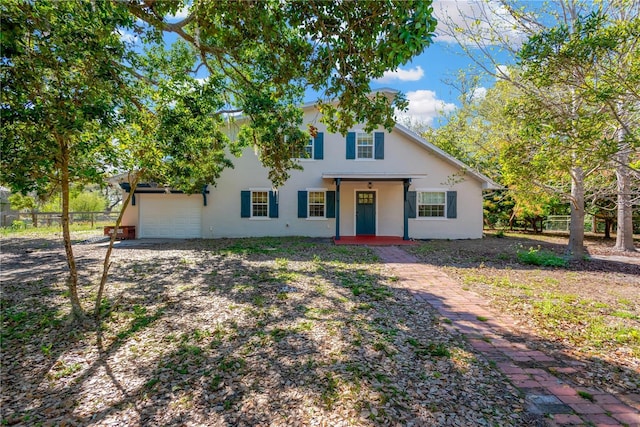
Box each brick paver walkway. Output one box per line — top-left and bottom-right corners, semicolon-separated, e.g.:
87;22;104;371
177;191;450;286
375;246;640;427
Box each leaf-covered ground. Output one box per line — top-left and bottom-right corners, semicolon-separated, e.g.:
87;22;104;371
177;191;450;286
1;235;538;426
406;232;640;396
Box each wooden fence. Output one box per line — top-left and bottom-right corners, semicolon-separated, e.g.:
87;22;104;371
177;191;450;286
10;211;121;228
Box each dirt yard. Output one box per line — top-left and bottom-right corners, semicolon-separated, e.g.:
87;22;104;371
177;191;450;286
1;231;637;426
406;232;639;396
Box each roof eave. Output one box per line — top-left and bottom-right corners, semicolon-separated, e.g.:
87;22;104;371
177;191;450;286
393;123;503;190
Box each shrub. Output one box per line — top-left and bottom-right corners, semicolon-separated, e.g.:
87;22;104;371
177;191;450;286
517;246;568;267
10;220;26;230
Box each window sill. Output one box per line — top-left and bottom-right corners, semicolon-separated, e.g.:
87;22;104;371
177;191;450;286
249;217;271;220
306;217;328;221
414;217;448;221
354;158;376;161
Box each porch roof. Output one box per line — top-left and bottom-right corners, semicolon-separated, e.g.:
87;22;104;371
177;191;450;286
321;172;427;181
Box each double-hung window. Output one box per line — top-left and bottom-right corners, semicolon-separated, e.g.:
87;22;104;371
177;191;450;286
356;133;374;159
418;192;445;218
308;191;325;218
251;191;269;218
293;138;314;160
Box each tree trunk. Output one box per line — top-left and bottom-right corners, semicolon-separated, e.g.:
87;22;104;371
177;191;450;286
614;135;636;252
59;138;85;321
567;166;586;259
94;174;139;320
604;220;612;240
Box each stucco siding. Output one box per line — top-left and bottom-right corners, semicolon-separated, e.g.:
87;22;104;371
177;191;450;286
127;105;491;239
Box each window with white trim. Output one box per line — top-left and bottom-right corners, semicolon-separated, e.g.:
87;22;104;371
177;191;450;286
356;133;373;159
418;192;445;217
293;138;314;159
252;191;268;217
308;191;325;217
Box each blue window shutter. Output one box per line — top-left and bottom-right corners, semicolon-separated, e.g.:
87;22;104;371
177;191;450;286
269;191;279;218
447;191;457;218
326;191;336;218
241;191;251;218
407;191;417;219
346;132;356;159
298;191;307;218
374;132;384;159
314;132;324;160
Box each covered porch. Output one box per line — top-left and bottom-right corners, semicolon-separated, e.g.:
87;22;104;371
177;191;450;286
322;172;427;241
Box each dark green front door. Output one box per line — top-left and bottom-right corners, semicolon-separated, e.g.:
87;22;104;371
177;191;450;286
356;191;376;235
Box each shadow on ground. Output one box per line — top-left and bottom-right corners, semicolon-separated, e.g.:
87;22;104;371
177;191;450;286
0;235;636;426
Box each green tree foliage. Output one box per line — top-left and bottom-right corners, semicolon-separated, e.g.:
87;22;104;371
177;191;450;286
511;8;638;256
126;0;438;186
70;191;108;213
8;193;38;227
438;1;639;256
1;0;438;322
1;0;136;320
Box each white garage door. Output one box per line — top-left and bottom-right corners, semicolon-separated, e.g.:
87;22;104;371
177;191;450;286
139;194;202;238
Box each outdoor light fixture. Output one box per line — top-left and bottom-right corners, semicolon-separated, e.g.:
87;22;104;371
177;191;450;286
368;182;373;189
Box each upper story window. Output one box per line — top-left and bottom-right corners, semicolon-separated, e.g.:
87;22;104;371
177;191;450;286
291;133;323;160
252;191;269;218
293;138;314;159
418;191;445;218
347;131;383;160
356;133;374;159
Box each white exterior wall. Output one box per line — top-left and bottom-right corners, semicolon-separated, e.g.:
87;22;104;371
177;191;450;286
202;108;486;239
123;106;489;239
121;196;138;229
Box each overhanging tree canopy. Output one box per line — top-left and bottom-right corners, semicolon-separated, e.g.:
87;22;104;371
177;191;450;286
1;0;439;322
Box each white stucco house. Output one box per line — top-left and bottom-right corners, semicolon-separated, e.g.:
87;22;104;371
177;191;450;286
117;91;499;240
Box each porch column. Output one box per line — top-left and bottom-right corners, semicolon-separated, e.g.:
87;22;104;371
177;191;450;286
403;179;411;240
335;178;341;240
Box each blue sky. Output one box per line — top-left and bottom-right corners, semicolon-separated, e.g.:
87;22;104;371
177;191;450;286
156;1;525;127
365;0;524;127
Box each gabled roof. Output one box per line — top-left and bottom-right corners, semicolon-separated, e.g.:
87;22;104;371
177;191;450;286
393;123;502;190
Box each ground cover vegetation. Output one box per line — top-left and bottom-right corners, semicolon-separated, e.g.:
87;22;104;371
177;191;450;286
407;231;640;395
2;235;535;426
426;1;640;257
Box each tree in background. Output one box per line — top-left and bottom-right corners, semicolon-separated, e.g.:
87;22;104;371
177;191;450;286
8;193;39;227
1;1;136;320
515;8;639;254
437;1;639;257
1;0;438;323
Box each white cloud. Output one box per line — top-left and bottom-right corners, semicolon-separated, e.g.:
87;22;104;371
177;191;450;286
471;86;487;100
166;6;190;22
432;0;527;46
397;90;456;126
376;66;425;83
115;29;138;44
495;64;510;79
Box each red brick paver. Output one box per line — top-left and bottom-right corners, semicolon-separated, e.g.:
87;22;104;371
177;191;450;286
374;246;639;427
